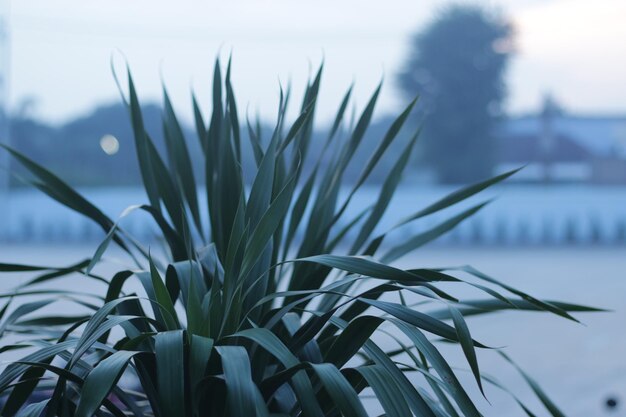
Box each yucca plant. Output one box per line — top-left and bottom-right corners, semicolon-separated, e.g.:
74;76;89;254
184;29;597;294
0;58;600;417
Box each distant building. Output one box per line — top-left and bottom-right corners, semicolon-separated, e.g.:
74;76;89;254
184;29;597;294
497;96;626;183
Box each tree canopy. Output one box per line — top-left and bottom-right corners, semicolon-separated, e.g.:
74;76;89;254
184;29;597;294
398;5;513;183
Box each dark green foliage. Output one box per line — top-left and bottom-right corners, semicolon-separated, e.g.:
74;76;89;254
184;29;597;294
398;4;513;183
0;59;599;416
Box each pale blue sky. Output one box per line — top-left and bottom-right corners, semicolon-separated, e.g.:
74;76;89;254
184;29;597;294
6;0;626;124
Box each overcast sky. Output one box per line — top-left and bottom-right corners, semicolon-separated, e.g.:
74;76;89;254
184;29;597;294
5;0;626;125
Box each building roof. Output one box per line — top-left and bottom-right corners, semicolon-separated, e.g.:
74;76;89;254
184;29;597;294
502;115;626;157
498;132;593;163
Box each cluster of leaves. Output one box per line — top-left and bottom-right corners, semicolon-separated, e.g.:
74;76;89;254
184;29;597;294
0;59;599;417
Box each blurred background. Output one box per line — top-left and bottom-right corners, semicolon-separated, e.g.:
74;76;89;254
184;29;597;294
0;0;625;415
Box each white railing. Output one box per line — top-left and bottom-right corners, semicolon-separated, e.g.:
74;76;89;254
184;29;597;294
4;185;626;246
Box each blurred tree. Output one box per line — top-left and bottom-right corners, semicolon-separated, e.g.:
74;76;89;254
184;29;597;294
398;5;513;183
9;103;163;187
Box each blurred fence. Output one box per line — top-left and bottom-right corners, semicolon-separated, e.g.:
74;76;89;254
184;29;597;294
3;185;626;246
